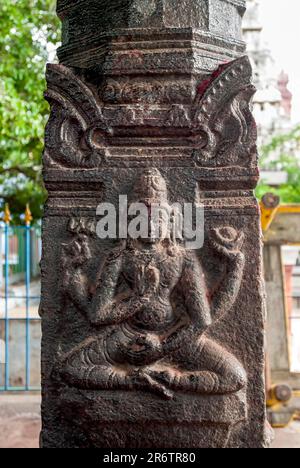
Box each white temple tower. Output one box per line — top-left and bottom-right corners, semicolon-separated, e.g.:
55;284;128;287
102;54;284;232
243;0;291;145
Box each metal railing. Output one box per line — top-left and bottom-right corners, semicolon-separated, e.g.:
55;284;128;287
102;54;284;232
0;205;41;391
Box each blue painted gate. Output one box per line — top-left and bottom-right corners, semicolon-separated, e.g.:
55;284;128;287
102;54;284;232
0;208;41;391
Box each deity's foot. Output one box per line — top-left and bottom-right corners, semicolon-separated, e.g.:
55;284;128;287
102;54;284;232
59;364;115;390
150;367;247;395
57;359;174;399
131;369;174;400
145;368;221;395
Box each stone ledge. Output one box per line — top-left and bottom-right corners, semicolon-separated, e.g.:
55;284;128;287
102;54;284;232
57;28;245;70
61;388;247;424
58;388;247;448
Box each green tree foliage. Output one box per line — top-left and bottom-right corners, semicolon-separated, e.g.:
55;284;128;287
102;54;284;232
256;126;300;203
0;0;59;224
1;1;300;221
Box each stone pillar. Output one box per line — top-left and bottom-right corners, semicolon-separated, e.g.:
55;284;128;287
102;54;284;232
264;245;290;382
41;0;270;448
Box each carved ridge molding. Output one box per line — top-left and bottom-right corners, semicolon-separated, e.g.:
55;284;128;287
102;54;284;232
58;30;245;69
45;56;257;171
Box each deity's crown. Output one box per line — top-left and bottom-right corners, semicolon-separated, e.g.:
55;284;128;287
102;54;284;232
132;169;168;204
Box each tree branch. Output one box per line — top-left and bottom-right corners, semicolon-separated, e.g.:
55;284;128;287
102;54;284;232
0;165;41;181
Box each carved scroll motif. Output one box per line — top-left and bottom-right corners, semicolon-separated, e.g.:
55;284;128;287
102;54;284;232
44;65;111;168
44;57;257;169
192;56;258;167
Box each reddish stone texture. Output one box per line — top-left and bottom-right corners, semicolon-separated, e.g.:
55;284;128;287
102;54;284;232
197;62;230;97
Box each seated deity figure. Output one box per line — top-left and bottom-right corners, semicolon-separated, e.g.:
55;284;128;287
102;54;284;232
59;169;247;399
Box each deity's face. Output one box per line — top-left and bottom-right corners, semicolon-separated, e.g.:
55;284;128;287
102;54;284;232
130;169;172;246
138;201;171;245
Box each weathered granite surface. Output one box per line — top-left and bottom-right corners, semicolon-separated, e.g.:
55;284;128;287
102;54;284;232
40;0;271;448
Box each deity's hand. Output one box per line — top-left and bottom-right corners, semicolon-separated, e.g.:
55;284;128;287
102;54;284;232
61;235;92;297
210;227;244;258
62;235;92;269
127;333;163;365
126;293;157;311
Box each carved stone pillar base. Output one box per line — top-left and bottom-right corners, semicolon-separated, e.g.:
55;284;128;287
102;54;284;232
54;389;247;448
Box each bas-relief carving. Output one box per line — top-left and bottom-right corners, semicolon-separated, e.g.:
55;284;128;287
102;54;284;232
42;0;269;450
44;56;257;169
44;65;111;168
100;78;192;105
56;170;247;400
192;59;257;166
